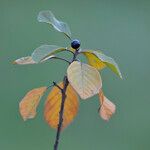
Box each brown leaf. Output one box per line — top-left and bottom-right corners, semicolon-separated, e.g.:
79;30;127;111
98;90;116;121
44;82;79;129
13;56;36;65
19;87;47;121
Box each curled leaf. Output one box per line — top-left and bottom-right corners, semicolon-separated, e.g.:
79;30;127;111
81;50;122;79
37;10;71;38
13;56;36;65
44;82;79;129
19;87;47;121
98;90;116;121
67;61;102;99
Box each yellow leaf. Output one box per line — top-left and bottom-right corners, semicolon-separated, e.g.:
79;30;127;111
44;82;79;129
67;47;76;52
98;90;116;121
83;52;106;70
67;61;102;99
19;87;47;121
82;50;122;79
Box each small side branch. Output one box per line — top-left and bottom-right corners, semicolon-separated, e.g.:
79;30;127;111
47;82;62;90
53;82;63;91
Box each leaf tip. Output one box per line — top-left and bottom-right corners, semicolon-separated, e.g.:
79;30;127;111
22;117;27;121
120;73;123;79
37;10;53;23
98;90;116;121
12;60;17;64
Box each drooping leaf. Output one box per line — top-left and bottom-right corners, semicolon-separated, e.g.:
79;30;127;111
44;82;79;129
81;50;122;79
37;10;71;38
98;90;116;121
67;61;102;99
13;56;36;65
31;45;66;62
19;87;47;121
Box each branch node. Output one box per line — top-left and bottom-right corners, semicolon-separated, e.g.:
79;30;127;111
53;82;63;91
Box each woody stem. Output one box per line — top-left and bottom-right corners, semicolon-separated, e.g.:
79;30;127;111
53;48;79;150
53;76;69;150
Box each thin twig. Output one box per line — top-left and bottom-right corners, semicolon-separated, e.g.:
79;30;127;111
47;82;63;90
71;48;79;63
53;48;79;150
47;83;54;89
54;76;69;150
53;82;63;91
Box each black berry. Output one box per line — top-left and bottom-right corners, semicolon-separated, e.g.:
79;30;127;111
71;39;80;49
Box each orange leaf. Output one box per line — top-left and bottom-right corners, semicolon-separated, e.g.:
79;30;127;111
19;87;47;121
44;82;79;129
98;90;116;121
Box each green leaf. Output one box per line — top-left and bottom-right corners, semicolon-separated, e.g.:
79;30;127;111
81;50;122;79
32;45;66;63
37;10;71;39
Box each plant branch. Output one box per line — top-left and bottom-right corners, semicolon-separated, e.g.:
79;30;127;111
47;82;63;90
71;48;79;63
47;83;54;89
53;82;63;91
53;48;79;150
54;76;69;150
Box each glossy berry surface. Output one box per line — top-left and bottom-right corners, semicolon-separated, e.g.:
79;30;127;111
71;39;80;49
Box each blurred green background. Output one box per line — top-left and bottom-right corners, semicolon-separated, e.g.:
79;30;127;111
0;0;150;150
